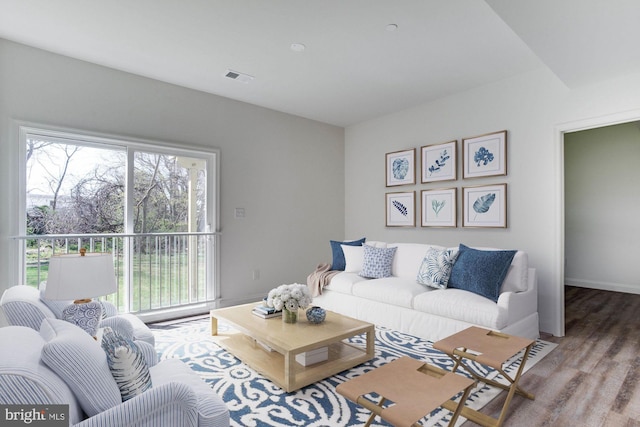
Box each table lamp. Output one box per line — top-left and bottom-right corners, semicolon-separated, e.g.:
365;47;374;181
45;248;117;303
45;248;117;336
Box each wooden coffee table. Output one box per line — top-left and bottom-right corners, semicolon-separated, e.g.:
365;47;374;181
210;302;375;392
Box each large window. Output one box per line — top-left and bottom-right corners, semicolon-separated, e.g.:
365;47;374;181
19;125;219;320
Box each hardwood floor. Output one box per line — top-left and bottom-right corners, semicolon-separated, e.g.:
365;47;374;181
462;286;640;426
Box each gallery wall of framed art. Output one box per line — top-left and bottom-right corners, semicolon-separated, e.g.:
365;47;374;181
384;130;508;228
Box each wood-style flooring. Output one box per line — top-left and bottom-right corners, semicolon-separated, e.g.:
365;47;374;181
463;286;640;426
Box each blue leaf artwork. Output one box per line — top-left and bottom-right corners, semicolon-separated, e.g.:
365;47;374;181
392;200;408;217
472;193;495;220
428;149;450;176
392;157;410;180
474;147;494;167
432;199;445;217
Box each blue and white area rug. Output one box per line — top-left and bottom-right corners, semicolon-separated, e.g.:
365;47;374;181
154;320;556;427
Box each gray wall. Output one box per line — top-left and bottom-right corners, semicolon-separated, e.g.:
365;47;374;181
344;66;640;336
564;122;640;293
0;39;345;308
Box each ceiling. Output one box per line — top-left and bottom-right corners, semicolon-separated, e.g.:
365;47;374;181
1;0;640;127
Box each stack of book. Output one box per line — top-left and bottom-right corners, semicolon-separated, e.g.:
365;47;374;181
252;304;282;319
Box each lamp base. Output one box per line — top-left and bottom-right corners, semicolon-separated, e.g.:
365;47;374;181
73;298;92;304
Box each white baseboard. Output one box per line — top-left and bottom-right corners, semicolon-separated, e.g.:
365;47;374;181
565;277;640;295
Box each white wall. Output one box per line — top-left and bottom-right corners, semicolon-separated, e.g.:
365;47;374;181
345;66;640;336
0;39;345;307
565;122;640;293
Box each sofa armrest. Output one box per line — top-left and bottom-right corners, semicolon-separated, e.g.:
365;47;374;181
100;300;118;317
99;316;135;340
497;268;538;326
0;286;55;330
74;382;199;427
135;340;159;367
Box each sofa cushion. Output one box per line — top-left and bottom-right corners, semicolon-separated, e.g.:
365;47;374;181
330;238;366;271
352;277;429;308
416;248;459;289
341;244;364;273
359;245;397;279
448;244;516;302
412;288;507;329
39;318;121;417
101;327;153;402
390;243;446;280
324;272;369;295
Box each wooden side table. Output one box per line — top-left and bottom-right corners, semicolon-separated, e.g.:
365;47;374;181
336;356;475;427
433;326;535;427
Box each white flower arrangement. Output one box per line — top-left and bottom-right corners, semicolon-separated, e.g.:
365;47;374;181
266;283;312;312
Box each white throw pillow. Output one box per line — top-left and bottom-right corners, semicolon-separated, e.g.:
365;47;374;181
341;244;364;273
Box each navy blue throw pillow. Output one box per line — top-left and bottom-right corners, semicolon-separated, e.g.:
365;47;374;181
448;244;516;302
330;238;366;271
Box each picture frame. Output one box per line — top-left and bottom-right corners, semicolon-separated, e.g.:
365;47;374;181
462;183;507;228
421;188;457;227
386;148;416;187
386;191;415;227
462;130;507;179
421;140;457;183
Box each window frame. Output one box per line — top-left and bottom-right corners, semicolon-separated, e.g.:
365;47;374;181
17;123;221;314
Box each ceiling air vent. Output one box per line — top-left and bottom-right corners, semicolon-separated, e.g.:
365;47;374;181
224;69;254;84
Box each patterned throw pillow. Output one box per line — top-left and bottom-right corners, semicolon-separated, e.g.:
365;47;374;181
359;245;397;279
101;327;152;402
416;248;459;289
61;301;103;337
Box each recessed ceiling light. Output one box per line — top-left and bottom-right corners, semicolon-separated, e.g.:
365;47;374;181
290;43;306;53
386;24;398;32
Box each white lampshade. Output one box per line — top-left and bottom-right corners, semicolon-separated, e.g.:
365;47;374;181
45;251;117;301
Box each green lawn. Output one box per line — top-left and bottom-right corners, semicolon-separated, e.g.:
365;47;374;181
26;253;207;312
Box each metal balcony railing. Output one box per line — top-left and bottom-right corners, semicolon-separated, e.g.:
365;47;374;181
14;232;219;316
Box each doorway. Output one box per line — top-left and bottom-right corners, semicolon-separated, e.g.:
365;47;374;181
564;122;640;295
558;111;640;337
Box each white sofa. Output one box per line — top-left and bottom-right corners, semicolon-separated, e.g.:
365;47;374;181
312;242;539;342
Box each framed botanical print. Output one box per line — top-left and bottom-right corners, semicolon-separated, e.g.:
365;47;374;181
421;140;457;183
462;130;507;179
462;183;507;228
386;148;416;187
421;188;457;227
386;191;415;227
